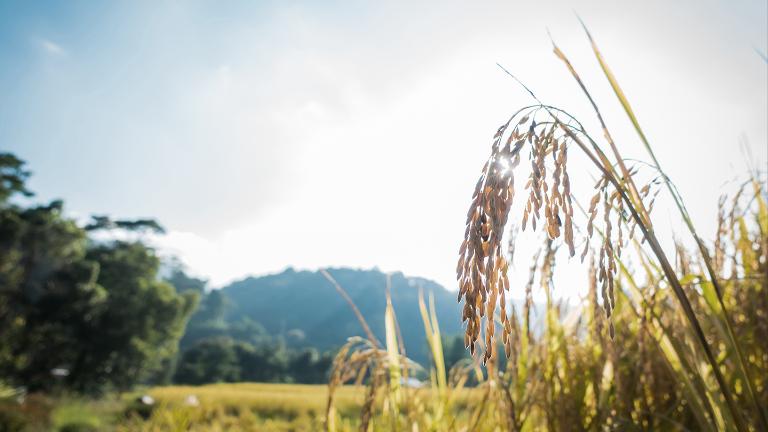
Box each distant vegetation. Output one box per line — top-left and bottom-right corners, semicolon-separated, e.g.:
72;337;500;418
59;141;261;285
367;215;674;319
216;268;462;361
0;153;197;394
0;152;469;396
170;266;470;385
0;151;477;431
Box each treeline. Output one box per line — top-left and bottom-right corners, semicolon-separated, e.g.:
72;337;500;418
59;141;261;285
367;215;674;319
0;153;196;394
0;153;335;394
174;338;332;385
166;269;334;385
169;268;471;385
0;152;469;393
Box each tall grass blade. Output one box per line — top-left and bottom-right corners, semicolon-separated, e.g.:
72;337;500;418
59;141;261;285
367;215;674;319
384;285;401;426
575;19;765;429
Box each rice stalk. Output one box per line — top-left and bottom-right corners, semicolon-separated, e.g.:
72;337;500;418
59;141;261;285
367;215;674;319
418;289;448;425
576;18;767;430
457;26;762;431
383;281;402;427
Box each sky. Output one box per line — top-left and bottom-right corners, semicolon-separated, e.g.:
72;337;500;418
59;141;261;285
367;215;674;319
1;0;766;298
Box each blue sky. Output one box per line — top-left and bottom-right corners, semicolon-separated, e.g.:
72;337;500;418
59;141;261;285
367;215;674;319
1;0;766;296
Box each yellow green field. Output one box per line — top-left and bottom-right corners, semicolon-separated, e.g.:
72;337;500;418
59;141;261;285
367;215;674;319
3;383;378;431
112;383;476;431
128;383;363;431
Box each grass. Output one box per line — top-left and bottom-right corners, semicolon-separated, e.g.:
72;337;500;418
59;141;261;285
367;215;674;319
51;400;107;430
107;383;478;431
322;22;767;432
314;174;766;431
120;383;368;431
150;383;362;418
2;384;418;431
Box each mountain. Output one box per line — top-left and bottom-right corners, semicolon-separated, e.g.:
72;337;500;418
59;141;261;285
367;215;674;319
219;267;464;364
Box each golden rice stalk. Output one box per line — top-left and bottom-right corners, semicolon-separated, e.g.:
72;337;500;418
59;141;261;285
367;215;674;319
456;107;638;362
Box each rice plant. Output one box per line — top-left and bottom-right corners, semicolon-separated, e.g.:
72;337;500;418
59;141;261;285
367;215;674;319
326;24;767;432
453;23;766;431
111;173;765;431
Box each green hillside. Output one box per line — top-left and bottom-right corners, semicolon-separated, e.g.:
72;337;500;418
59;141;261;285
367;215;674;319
220;268;463;364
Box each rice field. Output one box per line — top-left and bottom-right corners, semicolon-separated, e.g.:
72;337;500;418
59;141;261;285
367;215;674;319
115;383;479;431
0;383;368;431
118;383;359;431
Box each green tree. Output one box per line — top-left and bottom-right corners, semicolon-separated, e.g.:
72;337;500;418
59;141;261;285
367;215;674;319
228;317;271;347
0;152;32;204
173;338;242;385
165;264;207;295
0;152;197;393
441;334;470;370
286;348;332;384
84;215;165;234
67;241;197;392
236;342;289;383
172;337;334;385
178;289;229;350
0;199;102;390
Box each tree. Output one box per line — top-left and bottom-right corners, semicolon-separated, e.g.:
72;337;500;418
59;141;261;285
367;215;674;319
236;342;289;383
178;289;229;350
0;199;101;390
228;317;271;347
84;215;165;234
441;334;470;370
165;264;207;295
173;338;242;385
0;152;197;393
286;348;332;384
66;241;198;392
0;152;32;204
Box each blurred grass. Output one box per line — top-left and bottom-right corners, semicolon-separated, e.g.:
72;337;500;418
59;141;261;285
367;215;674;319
120;383;480;431
150;383;363;418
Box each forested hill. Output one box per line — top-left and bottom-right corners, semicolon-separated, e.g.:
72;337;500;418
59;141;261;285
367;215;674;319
220;268;463;361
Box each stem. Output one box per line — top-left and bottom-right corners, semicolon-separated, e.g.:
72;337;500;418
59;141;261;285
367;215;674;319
551;42;651;227
321;269;381;349
555;123;749;431
575;19;767;428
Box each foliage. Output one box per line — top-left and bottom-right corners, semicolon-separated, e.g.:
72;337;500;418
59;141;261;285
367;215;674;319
177;288;270;351
222;268;465;365
68;241;197;392
0;153;32;204
173;338;242;385
173;337;332;385
84;215;165;234
0;154;197;394
168;266;468;386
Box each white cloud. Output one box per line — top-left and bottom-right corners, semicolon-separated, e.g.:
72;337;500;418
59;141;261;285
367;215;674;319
38;38;67;56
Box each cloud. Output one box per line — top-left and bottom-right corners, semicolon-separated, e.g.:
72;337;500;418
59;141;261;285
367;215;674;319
38;38;67;56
